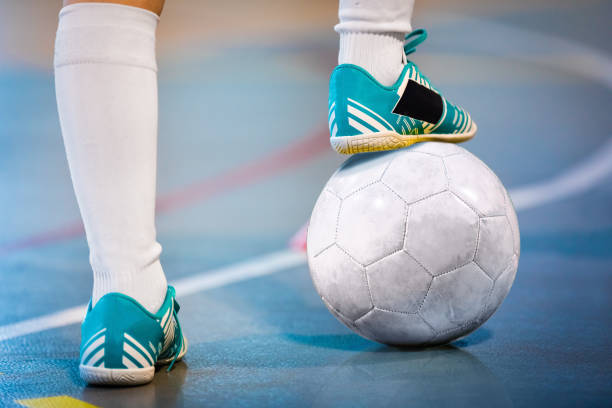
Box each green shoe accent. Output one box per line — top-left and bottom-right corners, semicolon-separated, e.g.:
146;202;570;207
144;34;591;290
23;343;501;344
328;29;477;154
79;286;187;386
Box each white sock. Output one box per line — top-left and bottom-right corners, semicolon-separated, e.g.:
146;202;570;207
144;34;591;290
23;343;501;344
54;3;167;313
336;0;415;86
338;32;405;86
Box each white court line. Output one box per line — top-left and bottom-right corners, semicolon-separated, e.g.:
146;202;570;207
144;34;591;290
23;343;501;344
0;305;88;343
510;137;612;211
463;19;612;211
0;250;306;342
2;138;611;343
462;18;612;89
172;250;306;297
2;23;612;343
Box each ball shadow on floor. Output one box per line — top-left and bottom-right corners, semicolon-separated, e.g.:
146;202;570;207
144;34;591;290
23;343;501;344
309;338;512;408
284;325;493;351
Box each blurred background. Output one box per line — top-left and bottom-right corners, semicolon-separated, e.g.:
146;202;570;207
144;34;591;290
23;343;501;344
2;0;611;265
0;0;611;406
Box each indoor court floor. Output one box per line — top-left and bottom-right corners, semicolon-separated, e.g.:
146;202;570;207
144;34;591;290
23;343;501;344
0;0;611;406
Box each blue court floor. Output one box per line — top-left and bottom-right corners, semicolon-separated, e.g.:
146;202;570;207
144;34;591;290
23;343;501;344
0;1;611;407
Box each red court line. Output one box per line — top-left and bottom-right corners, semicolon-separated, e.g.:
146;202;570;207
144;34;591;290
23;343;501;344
0;127;330;255
289;221;308;252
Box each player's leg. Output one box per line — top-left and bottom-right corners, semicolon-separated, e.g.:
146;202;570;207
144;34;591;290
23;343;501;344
55;0;185;386
337;0;414;87
329;0;477;154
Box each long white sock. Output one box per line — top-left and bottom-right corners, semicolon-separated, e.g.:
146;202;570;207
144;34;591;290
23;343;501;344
54;3;166;313
338;32;405;86
336;0;415;86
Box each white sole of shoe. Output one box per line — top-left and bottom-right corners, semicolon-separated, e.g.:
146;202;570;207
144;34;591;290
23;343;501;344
330;124;477;155
80;365;155;386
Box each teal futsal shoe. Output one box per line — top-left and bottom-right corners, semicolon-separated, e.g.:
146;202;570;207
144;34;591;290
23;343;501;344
328;29;477;154
79;286;187;386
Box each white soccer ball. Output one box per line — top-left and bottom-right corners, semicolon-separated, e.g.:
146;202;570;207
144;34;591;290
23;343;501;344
307;142;520;346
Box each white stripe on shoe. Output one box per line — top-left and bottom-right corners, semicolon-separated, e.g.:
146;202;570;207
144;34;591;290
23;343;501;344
397;71;411;97
81;335;105;364
122;355;139;369
160;308;170;330
81;328;106;351
328;111;336;130
124;333;154;365
89;349;105;368
347;105;387;132
124;342;150;368
328;101;335;117
347;98;394;130
348;118;373;135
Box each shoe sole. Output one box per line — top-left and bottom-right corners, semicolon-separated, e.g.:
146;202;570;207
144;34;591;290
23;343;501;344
80;365;154;386
330;125;477;155
80;338;188;386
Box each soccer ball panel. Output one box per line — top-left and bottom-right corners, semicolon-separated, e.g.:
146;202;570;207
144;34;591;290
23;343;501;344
430;319;483;345
410;141;465;157
337;183;406;266
321;296;358;330
420;262;493;333
475;216;514;280
325;151;393;198
505;192;521;257
366;251;432;313
355;309;434;346
480;255;518;323
381;152;447;204
444;154;506;216
308;245;373;321
405;192;479;276
307;190;341;257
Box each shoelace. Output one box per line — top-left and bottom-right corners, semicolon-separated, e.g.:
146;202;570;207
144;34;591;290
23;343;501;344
402;29;435;87
166;298;184;372
404;28;428;56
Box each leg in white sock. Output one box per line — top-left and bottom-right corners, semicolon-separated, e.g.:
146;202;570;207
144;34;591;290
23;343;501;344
336;0;415;86
54;2;166;313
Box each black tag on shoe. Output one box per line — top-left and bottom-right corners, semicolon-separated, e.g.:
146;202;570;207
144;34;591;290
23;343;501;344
393;80;444;124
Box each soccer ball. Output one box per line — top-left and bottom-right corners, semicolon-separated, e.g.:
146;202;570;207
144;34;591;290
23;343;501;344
307;142;520;346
